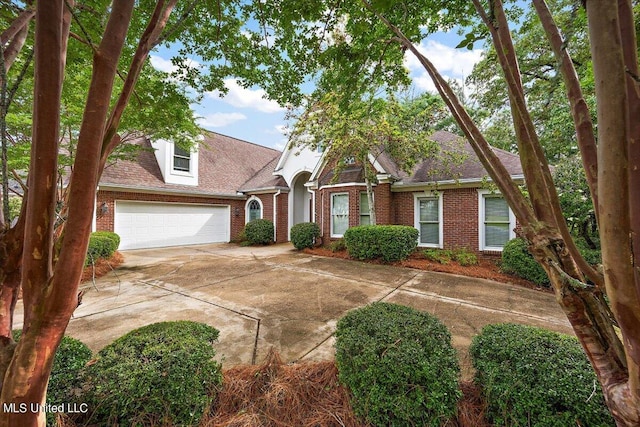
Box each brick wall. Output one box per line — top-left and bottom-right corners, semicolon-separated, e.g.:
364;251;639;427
275;192;289;243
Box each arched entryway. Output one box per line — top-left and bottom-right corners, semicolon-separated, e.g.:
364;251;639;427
290;172;312;235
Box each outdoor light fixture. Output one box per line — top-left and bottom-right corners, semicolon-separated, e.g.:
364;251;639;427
100;202;109;215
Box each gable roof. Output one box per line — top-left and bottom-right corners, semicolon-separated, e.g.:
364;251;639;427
99;131;282;197
317;130;523;187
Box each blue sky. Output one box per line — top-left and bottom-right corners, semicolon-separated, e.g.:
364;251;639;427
149;30;484;152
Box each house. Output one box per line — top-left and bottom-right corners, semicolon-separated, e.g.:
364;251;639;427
95;130;524;257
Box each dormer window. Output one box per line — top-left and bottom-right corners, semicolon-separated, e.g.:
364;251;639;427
173;146;191;172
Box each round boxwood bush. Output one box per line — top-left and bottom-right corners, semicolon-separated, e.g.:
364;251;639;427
501;237;550;286
243;219;274;245
344;225;418;262
290;222;321;249
86;232;120;265
335;302;461;426
80;321;223;426
470;323;614;427
13;331;92;424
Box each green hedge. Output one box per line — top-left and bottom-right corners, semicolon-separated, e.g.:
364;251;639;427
344;225;418;262
335;302;461;426
290;222;321;250
243;219;274;245
501;237;550;286
86;231;120;265
80;321;223;426
470;323;614;427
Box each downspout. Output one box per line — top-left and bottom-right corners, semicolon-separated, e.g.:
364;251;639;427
273;189;282;242
92;187;98;232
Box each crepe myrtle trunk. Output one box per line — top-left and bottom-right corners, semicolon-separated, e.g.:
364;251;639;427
364;0;640;423
0;1;135;425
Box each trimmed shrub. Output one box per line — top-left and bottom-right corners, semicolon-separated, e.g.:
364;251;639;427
290;222;321;250
344;225;418;262
80;321;223;426
13;331;92;424
470;323;614;427
575;237;602;266
92;231;121;250
335;302;461;427
501;237;550;286
243;219;274;245
86;232;120;265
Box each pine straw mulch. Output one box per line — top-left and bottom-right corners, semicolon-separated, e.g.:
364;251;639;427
80;252;124;283
304;247;549;293
202;349;490;427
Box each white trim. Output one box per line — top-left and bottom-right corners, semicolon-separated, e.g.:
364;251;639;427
391;174;526;191
359;191;373;226
478;190;516;251
318;182;370;190
330;192;349;238
414;191;443;248
245;196;263;224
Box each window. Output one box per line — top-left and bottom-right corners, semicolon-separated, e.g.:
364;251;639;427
416;195;441;247
360;192;371;225
331;193;349;237
344;156;356;165
173;146;191;172
246;198;262;222
480;193;515;250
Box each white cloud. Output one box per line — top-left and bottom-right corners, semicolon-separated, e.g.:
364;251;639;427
404;39;483;92
149;55;201;75
150;55;177;73
206;79;285;114
197;112;247;128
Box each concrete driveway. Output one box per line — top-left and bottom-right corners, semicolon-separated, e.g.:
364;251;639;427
16;243;573;377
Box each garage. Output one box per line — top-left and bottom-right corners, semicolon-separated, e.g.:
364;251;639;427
114;201;230;250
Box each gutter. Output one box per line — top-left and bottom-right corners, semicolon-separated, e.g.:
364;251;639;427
97;183;247;199
391;174;525;191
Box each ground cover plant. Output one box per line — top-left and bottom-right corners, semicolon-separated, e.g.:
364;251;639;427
335;302;460;426
79;321;223;426
470;323;614;426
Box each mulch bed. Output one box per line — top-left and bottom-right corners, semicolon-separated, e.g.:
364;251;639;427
304;246;550;293
80;252;124;283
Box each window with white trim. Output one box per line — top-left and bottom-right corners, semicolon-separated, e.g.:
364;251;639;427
173;146;191;172
415;194;441;247
479;193;515;250
331;193;349;237
246;198;262;222
360;192;371;225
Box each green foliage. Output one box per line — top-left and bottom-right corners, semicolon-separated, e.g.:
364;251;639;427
423;248;478;266
329;238;347;252
423;249;453;264
335;302;461;427
453;248;478;266
575;237;602;266
470;323;614;427
8;197;22;222
290;222;321;250
13;331;92;424
501;238;550;286
85;232;120;265
80;321;223;426
344;225;418;262
243;219;274;245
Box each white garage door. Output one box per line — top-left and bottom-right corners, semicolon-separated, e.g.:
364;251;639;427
115;201;230;250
